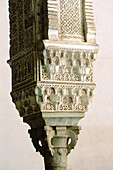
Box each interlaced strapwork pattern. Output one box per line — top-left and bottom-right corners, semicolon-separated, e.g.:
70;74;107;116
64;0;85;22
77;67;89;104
60;0;83;36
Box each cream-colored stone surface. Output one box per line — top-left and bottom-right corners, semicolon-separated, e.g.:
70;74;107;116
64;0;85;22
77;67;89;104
0;0;113;170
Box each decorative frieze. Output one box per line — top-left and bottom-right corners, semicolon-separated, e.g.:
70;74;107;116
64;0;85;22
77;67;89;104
41;47;96;82
11;82;95;117
37;83;95;112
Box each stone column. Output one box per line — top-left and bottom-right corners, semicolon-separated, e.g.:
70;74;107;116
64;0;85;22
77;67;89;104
44;127;68;170
8;0;99;169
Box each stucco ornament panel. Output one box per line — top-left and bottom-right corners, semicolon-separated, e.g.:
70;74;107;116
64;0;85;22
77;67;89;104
8;0;99;169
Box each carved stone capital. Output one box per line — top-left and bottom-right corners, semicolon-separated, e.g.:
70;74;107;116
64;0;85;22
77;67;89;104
28;126;80;169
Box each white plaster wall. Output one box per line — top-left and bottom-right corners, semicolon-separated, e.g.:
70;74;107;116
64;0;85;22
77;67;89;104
0;0;113;170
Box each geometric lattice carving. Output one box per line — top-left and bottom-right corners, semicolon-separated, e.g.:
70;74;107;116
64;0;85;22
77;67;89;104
59;0;84;41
